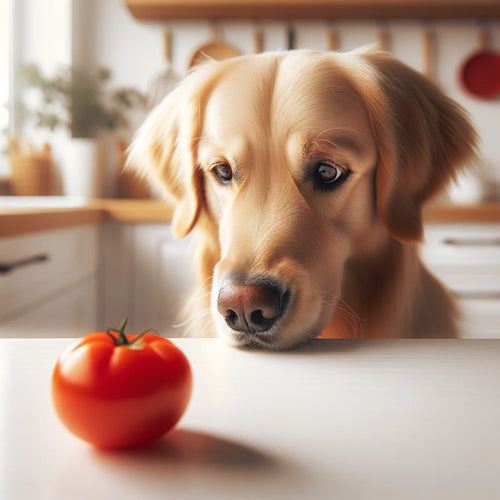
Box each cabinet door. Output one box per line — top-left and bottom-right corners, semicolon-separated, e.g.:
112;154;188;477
0;279;97;338
422;223;500;338
457;298;500;339
96;222;136;331
131;224;196;336
0;225;98;322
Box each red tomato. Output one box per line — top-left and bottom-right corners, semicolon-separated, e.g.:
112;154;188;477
52;319;192;449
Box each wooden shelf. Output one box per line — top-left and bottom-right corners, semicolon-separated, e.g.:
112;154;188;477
124;0;500;20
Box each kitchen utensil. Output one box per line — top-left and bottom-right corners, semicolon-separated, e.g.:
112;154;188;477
287;25;295;50
377;27;390;52
458;27;500;99
146;29;181;110
422;28;434;79
253;26;263;54
188;25;240;70
327;27;338;51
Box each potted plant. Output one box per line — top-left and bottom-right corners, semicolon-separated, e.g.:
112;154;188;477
16;64;144;198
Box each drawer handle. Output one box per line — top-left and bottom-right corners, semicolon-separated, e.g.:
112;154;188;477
444;237;500;247
0;254;49;274
453;290;500;300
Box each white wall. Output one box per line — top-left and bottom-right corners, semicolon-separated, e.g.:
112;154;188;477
16;0;72;71
16;0;500;196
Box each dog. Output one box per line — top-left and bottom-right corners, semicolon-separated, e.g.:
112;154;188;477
128;48;477;350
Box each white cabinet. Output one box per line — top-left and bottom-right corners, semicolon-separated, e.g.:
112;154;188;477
99;222;195;337
0;221;194;338
421;223;500;338
0;280;97;337
0;225;98;337
133;224;196;336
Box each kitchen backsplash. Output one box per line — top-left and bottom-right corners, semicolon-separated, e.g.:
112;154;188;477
17;0;500;198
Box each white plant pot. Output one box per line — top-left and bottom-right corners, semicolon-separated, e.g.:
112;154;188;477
60;138;103;199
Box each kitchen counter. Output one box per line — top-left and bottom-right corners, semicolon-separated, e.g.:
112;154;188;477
423;201;500;223
0;199;174;237
0;199;499;238
1;337;499;500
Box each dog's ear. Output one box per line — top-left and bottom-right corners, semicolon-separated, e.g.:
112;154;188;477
127;65;219;238
361;50;478;243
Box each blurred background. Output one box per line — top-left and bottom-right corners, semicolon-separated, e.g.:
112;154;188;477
1;0;499;339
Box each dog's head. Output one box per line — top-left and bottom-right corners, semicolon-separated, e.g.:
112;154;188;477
128;49;477;349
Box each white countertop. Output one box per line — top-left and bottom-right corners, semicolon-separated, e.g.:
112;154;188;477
1;338;499;500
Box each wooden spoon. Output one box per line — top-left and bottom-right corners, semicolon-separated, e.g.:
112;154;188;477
253;27;263;54
377;28;390;52
422;28;434;80
327;28;338;51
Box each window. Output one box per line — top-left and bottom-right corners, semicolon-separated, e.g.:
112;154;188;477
0;0;12;175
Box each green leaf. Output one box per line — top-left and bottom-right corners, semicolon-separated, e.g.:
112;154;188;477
14;63;144;137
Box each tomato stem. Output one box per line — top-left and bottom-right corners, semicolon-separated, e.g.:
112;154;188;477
129;328;157;345
105;317;157;346
118;316;128;344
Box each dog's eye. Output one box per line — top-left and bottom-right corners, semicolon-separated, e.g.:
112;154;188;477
212;163;233;183
317;163;343;183
314;162;349;190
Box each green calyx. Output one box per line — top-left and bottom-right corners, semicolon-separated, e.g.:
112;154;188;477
106;317;157;346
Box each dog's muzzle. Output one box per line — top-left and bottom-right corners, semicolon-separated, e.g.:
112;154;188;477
217;274;289;334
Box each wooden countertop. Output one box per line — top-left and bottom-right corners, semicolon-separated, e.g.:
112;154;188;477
0;199;499;238
423;201;500;223
0;200;173;238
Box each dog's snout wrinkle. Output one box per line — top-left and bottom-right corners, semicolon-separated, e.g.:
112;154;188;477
217;278;287;334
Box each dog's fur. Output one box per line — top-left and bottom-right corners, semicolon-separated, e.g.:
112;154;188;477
128;49;477;349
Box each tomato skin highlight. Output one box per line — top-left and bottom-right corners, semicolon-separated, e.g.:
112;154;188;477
52;333;192;449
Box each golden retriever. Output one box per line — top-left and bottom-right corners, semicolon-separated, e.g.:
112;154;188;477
128;48;477;349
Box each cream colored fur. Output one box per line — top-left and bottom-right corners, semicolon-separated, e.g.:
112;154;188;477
128;49;477;349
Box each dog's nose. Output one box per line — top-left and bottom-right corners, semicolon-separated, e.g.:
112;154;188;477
217;278;287;333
